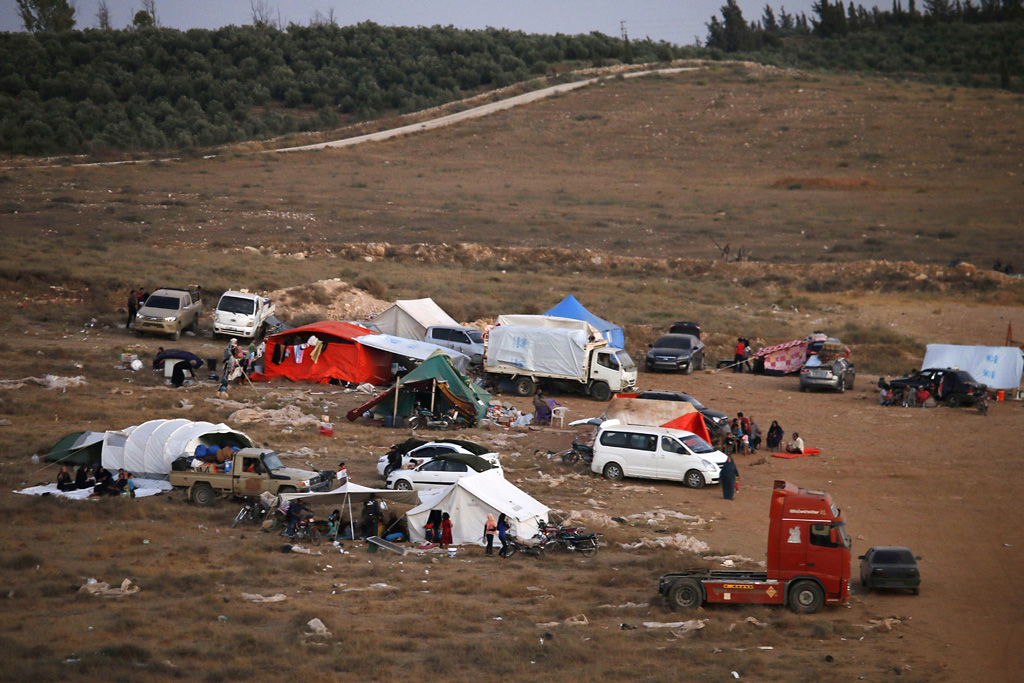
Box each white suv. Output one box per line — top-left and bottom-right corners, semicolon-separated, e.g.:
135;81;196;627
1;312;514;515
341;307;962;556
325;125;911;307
590;421;726;488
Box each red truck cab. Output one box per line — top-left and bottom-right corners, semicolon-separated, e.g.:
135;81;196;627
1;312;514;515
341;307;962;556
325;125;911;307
659;480;851;613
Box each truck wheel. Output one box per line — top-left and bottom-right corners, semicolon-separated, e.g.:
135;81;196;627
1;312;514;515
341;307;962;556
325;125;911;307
395;480;413;491
788;580;825;614
697;355;705;371
191;483;215;507
514;377;536;397
189;317;199;333
684;470;705;489
171;328;180;341
838;377;846;393
685;363;693;375
602;462;624;481
134;329;144;338
590;381;611;402
946;395;961;408
668;579;703;610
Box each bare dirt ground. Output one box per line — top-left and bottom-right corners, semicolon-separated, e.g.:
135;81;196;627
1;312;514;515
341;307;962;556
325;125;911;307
1;63;1022;681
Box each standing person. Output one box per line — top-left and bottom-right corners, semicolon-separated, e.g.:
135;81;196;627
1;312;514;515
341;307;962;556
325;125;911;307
786;432;805;455
361;494;381;539
336;462;348;486
219;353;238;395
496;513;509;556
748;417;762;452
720;455;739;500
439;512;453;551
56;465;74;491
125;472;137;498
126;289;138;331
766;421;784;450
733;338;746;373
483;513;498;556
327;509;341;542
137;287;148;306
223;338;238;364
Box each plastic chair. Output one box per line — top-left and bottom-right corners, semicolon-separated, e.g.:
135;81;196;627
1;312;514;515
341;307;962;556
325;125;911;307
551;406;568;428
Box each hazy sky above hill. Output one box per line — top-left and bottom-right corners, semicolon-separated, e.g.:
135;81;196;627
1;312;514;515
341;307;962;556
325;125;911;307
1;0;832;45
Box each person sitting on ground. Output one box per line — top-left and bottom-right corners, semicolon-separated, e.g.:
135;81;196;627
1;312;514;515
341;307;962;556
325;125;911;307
786;432;805;455
56;465;75;491
915;386;931;407
533;391;551;425
880;386;895;406
383;513;408;543
74;464;94;490
766;421;784;450
92;466;118;496
112;469;129;494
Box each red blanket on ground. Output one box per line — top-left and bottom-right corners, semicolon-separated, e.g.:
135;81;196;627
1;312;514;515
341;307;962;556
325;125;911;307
771;448;820;459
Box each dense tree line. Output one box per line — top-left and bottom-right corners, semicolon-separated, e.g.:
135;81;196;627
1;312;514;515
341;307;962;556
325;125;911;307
0;23;686;155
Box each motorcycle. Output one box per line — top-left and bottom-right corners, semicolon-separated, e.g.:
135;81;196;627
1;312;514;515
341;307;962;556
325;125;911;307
543;524;601;557
560;438;593;465
408;406;456;431
285;515;321;545
498;533;551;558
976;389;990;416
231;498;268;528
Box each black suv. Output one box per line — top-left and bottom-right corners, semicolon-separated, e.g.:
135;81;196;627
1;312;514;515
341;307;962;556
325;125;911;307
635;390;729;447
882;368;985;407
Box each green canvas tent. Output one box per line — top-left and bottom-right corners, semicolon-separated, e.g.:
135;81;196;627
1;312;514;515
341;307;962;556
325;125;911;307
348;352;491;425
45;431;105;466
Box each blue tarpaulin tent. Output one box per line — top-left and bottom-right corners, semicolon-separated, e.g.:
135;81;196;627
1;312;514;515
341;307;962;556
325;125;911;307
544;295;625;349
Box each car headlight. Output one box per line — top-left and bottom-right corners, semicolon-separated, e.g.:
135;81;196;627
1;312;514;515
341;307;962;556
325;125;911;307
701;459;715;470
299;480;310;487
162;316;177;322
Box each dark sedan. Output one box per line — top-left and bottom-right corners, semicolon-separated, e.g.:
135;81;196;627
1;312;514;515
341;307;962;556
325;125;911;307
883;368;985;407
859;546;921;595
645;334;705;374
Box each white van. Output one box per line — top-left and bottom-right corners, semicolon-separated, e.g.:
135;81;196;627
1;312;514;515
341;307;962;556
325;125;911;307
590;422;727;488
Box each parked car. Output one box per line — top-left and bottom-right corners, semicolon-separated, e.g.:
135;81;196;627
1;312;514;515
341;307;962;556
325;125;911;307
590;422;727;488
134;287;202;341
645;334;705;374
386;453;502;491
859;546;921;595
634;390;730;448
800;357;856;392
425;326;485;365
376;441;496;478
669;321;701;339
883;368;985;407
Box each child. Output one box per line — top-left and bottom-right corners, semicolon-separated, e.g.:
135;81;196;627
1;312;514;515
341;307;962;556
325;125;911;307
440;512;453;550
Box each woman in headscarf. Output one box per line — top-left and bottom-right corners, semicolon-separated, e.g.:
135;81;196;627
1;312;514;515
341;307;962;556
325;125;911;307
484;513;498;556
766;421;784;450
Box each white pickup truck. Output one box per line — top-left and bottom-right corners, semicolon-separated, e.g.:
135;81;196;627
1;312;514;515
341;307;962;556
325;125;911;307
212;290;275;339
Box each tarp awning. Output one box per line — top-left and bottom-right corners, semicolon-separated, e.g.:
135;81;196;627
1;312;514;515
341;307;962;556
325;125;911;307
922;344;1024;389
352;333;470;373
544;295;625;349
280;482;421;507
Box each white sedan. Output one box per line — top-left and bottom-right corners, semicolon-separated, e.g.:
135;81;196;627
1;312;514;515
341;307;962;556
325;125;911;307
376;442;492;478
386;453;503;491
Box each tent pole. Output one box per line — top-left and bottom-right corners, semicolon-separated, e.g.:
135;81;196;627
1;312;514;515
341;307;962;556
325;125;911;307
347;491;355;541
393;376;400;426
430;378;436;412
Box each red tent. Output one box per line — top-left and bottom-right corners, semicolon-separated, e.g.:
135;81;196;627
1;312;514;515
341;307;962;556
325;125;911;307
660;412;713;444
252;321;391;386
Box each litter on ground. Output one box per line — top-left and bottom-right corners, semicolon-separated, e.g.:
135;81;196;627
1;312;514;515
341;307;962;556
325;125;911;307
242;593;287;603
79;578;139;598
619;534;710;553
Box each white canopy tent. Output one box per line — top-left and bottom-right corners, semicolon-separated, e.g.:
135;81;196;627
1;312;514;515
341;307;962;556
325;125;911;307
922;344;1024;390
352;333;471;372
281;482;421;541
406;470;551;546
365;298;459;341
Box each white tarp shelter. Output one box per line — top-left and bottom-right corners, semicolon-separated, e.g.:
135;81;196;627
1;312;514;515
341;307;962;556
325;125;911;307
352;333;471;372
922;344;1024;390
487;315;602;378
366;298;459;341
281;482;421;541
406;469;550;546
102;419;252;479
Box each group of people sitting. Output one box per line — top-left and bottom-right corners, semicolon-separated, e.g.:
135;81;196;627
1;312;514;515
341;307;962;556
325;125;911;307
56;464;137;497
880;384;935;408
727;412;761;454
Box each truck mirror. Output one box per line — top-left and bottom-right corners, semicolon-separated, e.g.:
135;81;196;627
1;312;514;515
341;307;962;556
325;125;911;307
647;343;653;348
857;555;865;560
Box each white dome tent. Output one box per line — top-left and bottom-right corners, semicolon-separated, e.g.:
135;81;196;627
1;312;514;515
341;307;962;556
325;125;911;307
101;419;252;479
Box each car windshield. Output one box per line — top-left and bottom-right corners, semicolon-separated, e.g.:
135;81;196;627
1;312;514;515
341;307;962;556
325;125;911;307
218;295;255;315
657;336;692;350
262;453;283;471
615;351;636;371
144;295;180;311
684;395;707;411
874;548;914;564
681;435;715;454
466;329;484;343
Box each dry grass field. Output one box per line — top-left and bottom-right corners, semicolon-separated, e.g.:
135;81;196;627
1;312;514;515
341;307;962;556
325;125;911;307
1;62;1023;681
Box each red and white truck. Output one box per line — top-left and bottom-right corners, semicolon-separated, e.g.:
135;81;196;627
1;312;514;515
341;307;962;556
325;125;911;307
659;480;851;614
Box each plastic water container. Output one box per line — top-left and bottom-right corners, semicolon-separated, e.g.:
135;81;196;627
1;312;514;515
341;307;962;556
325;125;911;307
224;460;232;473
447;547;458;559
996;390;1005;401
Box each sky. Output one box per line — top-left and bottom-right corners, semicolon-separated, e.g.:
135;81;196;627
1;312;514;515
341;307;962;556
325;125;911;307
0;0;828;45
